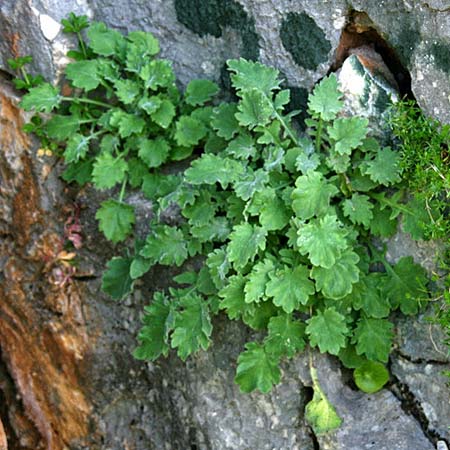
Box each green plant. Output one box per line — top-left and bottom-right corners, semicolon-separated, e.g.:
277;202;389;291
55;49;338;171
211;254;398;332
389;100;450;364
389;99;450;241
16;14;435;434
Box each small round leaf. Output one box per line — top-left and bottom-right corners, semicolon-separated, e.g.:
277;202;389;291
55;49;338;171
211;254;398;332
354;361;389;393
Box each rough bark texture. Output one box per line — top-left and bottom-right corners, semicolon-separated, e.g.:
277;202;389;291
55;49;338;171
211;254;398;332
0;1;449;449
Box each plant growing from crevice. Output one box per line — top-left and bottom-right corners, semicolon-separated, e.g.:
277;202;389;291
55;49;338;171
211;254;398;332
13;14;439;434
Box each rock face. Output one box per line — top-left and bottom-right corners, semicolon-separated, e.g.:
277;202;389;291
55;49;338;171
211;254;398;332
0;1;449;450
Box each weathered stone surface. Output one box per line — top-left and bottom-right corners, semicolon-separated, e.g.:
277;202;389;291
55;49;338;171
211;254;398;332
391;356;450;442
0;80;93;449
0;419;6;450
300;354;436;450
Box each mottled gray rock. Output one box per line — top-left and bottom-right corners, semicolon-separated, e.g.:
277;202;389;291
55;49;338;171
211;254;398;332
391;356;450;442
301;354;436;450
396;310;450;363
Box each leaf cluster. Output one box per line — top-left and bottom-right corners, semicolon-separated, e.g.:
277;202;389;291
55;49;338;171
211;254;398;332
16;14;438;433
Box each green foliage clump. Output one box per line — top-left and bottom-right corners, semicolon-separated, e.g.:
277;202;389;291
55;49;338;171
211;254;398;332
389;99;450;240
13;14;440;434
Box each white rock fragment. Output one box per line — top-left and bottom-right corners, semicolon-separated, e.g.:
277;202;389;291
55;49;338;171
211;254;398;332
40;14;61;41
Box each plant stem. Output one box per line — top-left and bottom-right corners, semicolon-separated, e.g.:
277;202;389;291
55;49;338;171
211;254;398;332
369;192;413;216
77;32;88;58
272;107;299;146
20;67;30;86
315;117;323;153
119;176;127;203
62;96;110;108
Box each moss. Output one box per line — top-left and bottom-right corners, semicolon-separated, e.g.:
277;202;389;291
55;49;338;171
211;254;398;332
430;41;450;73
174;0;259;60
280;12;331;71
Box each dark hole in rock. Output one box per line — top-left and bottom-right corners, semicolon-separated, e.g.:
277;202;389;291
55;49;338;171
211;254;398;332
331;10;414;99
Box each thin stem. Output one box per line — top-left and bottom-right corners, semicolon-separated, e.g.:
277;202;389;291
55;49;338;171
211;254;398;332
118;176;127;203
369;192;413;216
62;96;110;108
315;117;323;153
272;107;299;146
77;32;88;58
20;67;30;86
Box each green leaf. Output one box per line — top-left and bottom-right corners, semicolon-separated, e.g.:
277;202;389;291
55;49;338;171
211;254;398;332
45;115;80;140
227;223;267;269
211;103;240;139
306;307;348;355
274;89;291;110
384;257;428;315
297;215;348;268
92;153;128;189
128;157;148;188
234;169;269;201
305;370;342;434
101;257;133;300
291;171;338;220
369;204;398;238
140;225;187;266
353;361;389;393
308;74;343;121
361;147;402;186
349;273;390;318
225;133;256;159
139;60;175;90
130;256;152;279
66;60;100;91
235;342;281;393
110;110;146;137
265;314;306;358
138;137;170;168
352;317;394;362
64;133;90;163
218;274;246;319
142;173;180;199
191;217;231;242
311;250;360;300
138;95;161;114
329;117;368;155
61;158;93;185
207;249;231;290
244;258;275;303
243;301;279;331
235;88;273;129
185;154;244;188
133;292;173;360
152;99;176;128
61;13;89;33
175;116;207;147
114;79;140;104
338;345;367;369
402;197;432;240
227;58;281;96
96;200;135;243
171;294;212;360
127;30;159;56
259;193;290;231
342;194;374;228
87;21;125;56
20;83;61;113
185;79;219;106
182;190;216;226
266;265;315;313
